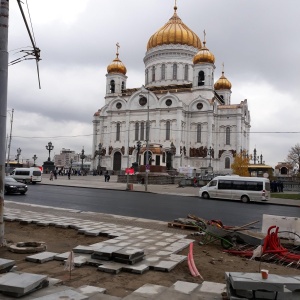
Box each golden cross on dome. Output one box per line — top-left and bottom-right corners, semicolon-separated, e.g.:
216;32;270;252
174;0;177;11
203;30;206;45
222;62;225;74
116;42;120;57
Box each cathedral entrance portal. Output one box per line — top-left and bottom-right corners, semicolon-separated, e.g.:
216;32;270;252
113;152;122;171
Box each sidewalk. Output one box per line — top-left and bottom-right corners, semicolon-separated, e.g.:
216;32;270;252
41;174;300;207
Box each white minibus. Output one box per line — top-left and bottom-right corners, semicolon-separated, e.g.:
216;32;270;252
199;176;270;203
10;167;42;184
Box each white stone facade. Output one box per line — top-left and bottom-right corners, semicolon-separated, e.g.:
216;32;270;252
91;10;251;174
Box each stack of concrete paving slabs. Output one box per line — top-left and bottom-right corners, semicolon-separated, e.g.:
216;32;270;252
91;246;124;261
0;258;15;273
0;272;49;297
112;247;145;265
226;272;300;300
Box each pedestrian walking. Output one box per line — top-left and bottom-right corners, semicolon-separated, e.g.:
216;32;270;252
68;169;71;180
50;171;54;181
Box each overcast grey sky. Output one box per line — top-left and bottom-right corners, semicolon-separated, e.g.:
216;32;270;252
6;0;300;168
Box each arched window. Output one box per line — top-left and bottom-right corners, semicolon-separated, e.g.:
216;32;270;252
198;71;205;86
226;127;230;145
135;122;139;141
121;81;125;92
173;63;177;80
166;121;170;140
145;69;149;84
110;80;115;93
184;64;189;80
161;64;165;80
162;152;166;163
197;124;201;143
225;157;230;169
116;123;121;141
152;66;155;82
140;122;145;141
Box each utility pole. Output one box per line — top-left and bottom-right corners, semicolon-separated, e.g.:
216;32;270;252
0;0;9;246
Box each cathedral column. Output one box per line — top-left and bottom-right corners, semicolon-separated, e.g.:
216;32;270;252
207;112;213;148
236;115;242;151
176;109;182;155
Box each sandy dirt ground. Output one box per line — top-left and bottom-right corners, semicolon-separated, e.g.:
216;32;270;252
1;222;300;298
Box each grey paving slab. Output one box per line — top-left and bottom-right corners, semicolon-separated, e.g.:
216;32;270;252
152;260;179;272
73;245;95;254
85;257;105;267
171;281;199;294
196;281;226;295
114;242;131;247
102;239;121;244
168;254;187;263
122;263;150;274
97;262;123;274
122;284;167;300
89;294;122;300
84;229;102;236
0;272;48;296
25;252;58;263
54;252;70;261
76;285;106;297
32;289;88;299
0;258;15;273
71;255;89;267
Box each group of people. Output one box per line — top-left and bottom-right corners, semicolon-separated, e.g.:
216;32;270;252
271;180;284;192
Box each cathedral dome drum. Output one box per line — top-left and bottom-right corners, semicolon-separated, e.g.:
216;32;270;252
107;53;127;75
147;6;201;51
214;71;232;90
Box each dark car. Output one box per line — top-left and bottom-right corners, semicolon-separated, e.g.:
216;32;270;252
5;177;28;195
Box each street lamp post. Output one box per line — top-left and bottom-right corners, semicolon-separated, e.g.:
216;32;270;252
16;148;21;164
98;143;102;172
136;141;141;164
32;154;37;166
139;89;150;192
45;142;54;162
80;147;86;173
208;146;212;167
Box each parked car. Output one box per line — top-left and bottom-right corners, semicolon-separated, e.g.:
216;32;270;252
5;177;28;195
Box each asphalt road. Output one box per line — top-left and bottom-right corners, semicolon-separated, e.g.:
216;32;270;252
5;185;299;228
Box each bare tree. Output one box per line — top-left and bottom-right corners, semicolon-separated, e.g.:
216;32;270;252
287;144;300;173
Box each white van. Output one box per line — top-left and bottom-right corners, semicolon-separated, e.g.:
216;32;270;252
10;167;42;184
199;175;270;203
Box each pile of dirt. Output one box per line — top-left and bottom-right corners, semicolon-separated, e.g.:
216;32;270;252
1;222;299;298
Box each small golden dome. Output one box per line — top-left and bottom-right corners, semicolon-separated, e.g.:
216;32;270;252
193;41;215;64
107;44;127;75
147;6;201;51
214;71;232;90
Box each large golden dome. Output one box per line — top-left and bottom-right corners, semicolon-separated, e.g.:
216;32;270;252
193;41;215;64
147;6;201;51
214;71;232;90
107;52;127;75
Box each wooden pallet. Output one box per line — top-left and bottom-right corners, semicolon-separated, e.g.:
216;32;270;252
167;222;199;231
